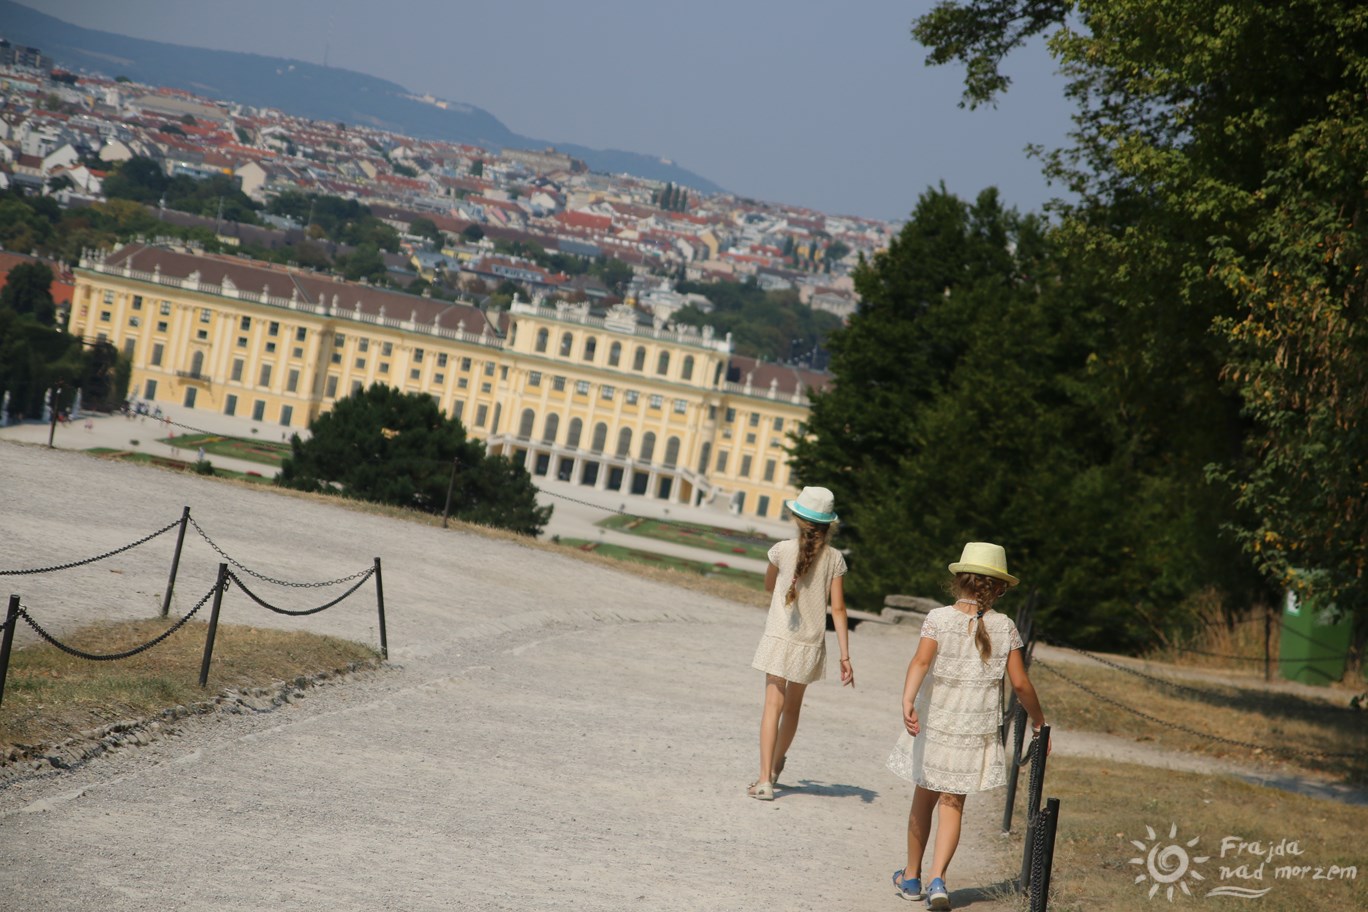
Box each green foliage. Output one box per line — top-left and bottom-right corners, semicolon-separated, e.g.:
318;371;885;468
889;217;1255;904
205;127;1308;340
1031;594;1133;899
461;224;485;243
672;279;842;363
277;385;551;535
0;261;56;325
266;192;400;252
408;216;442;244
102;156;260;224
912;0;1368;645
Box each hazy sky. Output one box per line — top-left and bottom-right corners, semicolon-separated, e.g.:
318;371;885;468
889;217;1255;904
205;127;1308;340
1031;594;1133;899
29;0;1077;222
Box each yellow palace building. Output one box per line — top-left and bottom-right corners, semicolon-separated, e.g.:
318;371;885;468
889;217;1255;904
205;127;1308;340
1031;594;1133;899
68;244;832;520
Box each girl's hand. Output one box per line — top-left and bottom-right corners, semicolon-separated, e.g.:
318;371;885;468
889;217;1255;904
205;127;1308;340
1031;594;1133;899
839;657;854;688
904;705;919;736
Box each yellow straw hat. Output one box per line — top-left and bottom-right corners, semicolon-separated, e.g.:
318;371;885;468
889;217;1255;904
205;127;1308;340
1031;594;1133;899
948;541;1019;586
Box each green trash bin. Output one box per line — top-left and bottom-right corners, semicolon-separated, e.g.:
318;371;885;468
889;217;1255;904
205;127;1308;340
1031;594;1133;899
1280;586;1352;686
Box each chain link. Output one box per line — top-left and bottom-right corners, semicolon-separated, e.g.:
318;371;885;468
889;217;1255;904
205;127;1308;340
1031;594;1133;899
190;518;372;588
1034;659;1364;759
17;586;217;661
0;517;182;576
226;568;374;616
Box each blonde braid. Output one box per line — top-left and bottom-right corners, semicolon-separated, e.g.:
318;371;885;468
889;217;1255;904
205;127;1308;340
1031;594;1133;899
952;572;1003;662
786;518;832;605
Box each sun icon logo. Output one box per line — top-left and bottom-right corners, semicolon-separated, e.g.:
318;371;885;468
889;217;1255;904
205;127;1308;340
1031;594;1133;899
1129;823;1210;901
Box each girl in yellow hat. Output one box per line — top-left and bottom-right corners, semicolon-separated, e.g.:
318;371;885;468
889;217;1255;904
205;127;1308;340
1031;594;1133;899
746;486;854;800
886;542;1047;909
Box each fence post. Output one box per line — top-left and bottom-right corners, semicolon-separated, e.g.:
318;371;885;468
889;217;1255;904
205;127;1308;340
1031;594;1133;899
198;563;228;687
1002;702;1028;833
442;457;459;529
1019;723;1052;891
374;557;388;660
160;506;192;618
1029;797;1060;912
0;595;19;709
1264;601;1272;683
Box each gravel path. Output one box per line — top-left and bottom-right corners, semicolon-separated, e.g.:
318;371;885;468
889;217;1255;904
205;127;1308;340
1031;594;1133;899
0;441;1023;912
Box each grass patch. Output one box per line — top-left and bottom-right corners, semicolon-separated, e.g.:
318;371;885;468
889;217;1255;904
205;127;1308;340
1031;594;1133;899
595;513;774;561
159;433;291;467
0;618;379;757
1030;658;1368;785
1028;756;1366;911
90;449;274;483
558;536;767;592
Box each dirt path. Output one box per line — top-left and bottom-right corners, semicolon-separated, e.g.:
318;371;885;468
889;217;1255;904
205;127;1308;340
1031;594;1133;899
0;441;1024;912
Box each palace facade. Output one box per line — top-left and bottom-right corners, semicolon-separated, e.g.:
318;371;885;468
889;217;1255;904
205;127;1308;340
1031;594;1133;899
68;244;831;520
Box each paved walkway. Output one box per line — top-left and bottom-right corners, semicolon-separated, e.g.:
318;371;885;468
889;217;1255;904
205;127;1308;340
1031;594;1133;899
0;440;1023;912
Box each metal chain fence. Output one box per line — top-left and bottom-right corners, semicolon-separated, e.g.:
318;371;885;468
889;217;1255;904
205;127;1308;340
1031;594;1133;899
225;568;375;617
0;517;183;576
190;517;373;589
1033;659;1363;759
17;584;218;661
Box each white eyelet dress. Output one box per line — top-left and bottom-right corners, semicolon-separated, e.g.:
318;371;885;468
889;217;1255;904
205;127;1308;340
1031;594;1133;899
886;605;1024;794
750;540;847;684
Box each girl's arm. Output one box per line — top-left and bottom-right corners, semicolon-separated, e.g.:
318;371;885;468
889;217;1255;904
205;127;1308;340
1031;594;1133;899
901;635;938;735
1005;648;1050;751
829;576;853;687
764;563;779;594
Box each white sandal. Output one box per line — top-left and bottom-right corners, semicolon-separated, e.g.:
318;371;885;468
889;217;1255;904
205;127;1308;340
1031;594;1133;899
746;780;774;800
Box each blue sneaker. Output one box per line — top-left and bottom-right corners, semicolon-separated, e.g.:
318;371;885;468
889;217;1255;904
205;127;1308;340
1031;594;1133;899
892;869;924;901
926;877;950;910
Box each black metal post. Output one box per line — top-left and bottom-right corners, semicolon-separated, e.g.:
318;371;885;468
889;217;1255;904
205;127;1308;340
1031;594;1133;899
1264;602;1272;683
1029;798;1060;912
374;557;388;660
47;382;64;448
1002;702;1028;833
0;595;20;709
442;457;459;529
1019;724;1052;891
198;563;228;687
160;506;192;618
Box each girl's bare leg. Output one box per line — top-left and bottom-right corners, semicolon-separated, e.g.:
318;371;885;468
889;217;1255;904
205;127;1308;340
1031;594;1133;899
757;674;787;784
906;785;938;878
929;792;966;878
772;680;807;778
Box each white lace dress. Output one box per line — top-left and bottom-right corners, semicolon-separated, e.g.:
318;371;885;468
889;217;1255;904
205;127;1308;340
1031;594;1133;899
886;605;1023;794
750;540;847;684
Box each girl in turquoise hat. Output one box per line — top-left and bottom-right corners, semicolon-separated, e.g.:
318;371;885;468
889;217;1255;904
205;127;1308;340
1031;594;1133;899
886;542;1047;909
747;486;854;800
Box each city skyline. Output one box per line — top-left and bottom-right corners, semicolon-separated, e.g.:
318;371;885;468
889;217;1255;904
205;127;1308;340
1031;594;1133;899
20;0;1078;223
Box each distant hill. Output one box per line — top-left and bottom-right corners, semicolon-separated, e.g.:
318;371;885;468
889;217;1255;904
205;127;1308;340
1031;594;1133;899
0;0;725;193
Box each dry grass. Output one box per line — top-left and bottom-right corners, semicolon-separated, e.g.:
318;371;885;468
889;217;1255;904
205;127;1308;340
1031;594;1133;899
0;618;378;757
1022;757;1367;912
1029;658;1368;784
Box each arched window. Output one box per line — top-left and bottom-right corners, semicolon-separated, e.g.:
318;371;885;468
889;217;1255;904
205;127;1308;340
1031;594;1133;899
616;427;633;458
681;355;694;381
583;336;597;361
656;351;670;376
559;332;573;356
567;418;583;448
698;442;711;474
535;328;549;353
542;413;559;443
608;341;622;366
664;436;680;467
633;346;646;371
591;422;608;452
640;431;656;462
190;351;205;378
518;408;535;438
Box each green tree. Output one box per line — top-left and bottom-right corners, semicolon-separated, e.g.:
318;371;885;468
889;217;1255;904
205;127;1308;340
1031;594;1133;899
915;0;1368;637
277;384;551;535
461;224;485;243
0;261;56;326
409;217;442;245
470;160;484;178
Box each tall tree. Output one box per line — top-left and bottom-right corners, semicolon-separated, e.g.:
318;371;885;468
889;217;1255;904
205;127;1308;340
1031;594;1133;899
916;0;1368;632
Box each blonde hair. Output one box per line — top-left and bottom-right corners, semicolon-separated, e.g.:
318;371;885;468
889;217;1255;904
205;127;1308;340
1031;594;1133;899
786;517;833;605
951;572;1007;662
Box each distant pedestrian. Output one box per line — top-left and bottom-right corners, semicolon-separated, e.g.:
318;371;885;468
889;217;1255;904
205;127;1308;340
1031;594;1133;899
747;486;853;800
887;542;1047;909
197;446;206;462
